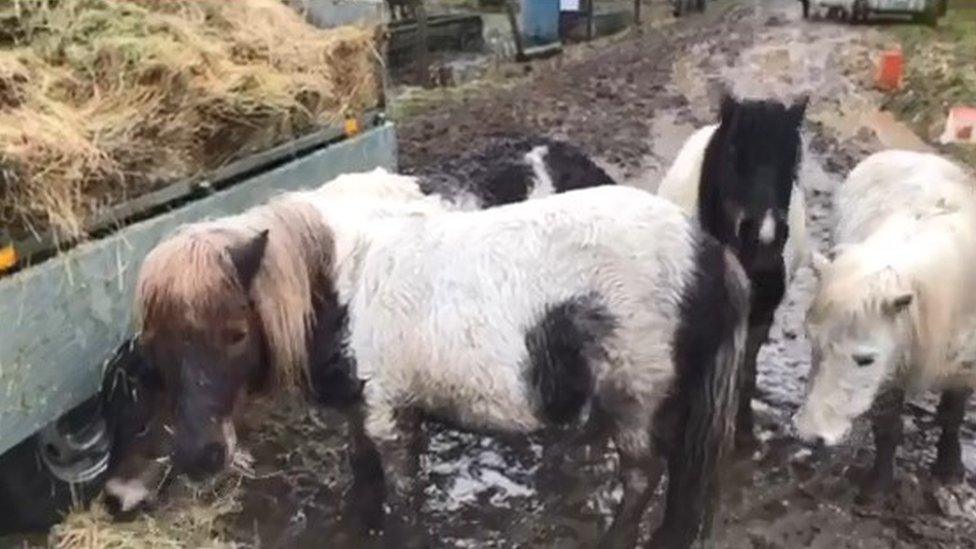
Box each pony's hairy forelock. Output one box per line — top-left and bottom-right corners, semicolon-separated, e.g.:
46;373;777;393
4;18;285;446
809;260;911;326
136;195;335;391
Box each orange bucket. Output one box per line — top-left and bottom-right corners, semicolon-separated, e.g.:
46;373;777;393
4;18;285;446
876;49;904;91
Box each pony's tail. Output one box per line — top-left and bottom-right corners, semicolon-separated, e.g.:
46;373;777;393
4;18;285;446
653;240;750;548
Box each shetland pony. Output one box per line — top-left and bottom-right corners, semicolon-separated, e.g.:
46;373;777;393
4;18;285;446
657;93;809;448
102;170;445;506
114;171;750;548
794;150;976;499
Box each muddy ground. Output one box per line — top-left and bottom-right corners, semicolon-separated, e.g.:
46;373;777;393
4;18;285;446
390;2;976;547
32;1;976;547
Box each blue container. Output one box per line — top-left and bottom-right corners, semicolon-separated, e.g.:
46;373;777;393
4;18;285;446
520;0;560;46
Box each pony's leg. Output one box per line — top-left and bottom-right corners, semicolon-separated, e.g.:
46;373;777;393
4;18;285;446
735;323;770;452
544;402;613;469
598;416;664;549
737;266;785;453
367;406;427;548
931;387;972;484
345;409;386;535
859;387;904;502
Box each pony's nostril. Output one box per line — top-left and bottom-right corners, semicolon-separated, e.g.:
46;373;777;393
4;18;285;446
104;492;122;516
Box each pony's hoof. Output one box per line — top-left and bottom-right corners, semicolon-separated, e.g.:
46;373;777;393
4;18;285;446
931;459;966;486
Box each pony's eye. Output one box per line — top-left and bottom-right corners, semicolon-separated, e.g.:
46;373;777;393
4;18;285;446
223;328;247;345
852;354;875;367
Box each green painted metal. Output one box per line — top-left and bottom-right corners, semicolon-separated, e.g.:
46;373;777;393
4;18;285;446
0;124;397;456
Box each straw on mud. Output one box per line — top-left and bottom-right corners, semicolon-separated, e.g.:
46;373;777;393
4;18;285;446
1;0;382;241
51;475;244;549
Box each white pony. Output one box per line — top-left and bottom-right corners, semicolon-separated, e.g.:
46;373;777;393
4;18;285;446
657;94;809;448
794;150;976;497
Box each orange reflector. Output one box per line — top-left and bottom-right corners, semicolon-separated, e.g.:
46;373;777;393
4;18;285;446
344;117;360;137
876;49;904;92
0;245;17;272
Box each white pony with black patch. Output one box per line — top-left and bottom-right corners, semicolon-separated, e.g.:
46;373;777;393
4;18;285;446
415;137;617;209
103;167;746;548
303;182;750;548
794;150;976;499
657;94;809;449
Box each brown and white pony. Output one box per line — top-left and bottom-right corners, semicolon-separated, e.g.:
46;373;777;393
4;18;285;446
104;175;381;513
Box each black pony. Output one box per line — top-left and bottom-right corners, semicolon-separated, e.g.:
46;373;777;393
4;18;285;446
691;94;807;448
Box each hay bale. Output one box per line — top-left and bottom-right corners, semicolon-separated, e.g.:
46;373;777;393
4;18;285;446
0;0;382;240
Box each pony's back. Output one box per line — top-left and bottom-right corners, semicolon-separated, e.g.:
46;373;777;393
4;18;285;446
834;150;976;245
656;124;718;213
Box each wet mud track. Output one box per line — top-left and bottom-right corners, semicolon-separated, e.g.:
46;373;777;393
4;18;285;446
222;1;976;547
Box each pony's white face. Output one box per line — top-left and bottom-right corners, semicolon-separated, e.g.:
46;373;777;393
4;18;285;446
793;293;912;446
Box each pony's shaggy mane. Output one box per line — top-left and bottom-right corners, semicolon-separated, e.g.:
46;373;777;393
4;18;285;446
809;259;914;326
136;194;336;391
698;96;804;237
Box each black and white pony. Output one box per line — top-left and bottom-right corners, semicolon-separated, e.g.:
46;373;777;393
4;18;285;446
414;135;618;209
657;93;809;449
795;150;976;499
117;169;750;548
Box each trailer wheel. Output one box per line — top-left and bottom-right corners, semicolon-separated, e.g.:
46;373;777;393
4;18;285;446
0;339;143;536
0;419;105;535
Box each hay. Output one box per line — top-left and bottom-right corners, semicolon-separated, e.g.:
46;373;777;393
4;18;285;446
48;396;348;549
0;0;382;240
51;475;244;549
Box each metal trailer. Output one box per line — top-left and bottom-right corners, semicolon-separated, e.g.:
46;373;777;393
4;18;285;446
0;117;397;535
803;0;947;25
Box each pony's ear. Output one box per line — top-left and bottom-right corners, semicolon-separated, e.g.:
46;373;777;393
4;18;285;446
228;229;269;290
826;243;850;260
789;95;809;125
719;93;739;124
809;251;830;276
883;293;913;317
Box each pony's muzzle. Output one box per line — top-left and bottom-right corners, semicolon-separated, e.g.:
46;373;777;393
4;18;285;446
174;420;235;479
104;475;161;520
